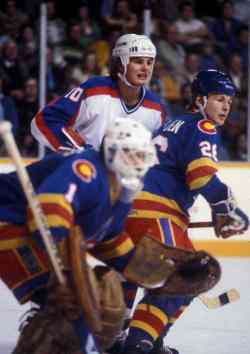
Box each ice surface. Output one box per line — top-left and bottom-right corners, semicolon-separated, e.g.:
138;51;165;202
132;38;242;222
0;258;249;354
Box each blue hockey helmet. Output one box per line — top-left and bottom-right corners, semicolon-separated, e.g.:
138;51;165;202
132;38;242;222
192;70;236;97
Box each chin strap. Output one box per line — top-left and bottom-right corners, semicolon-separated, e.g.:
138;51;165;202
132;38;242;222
196;96;208;119
117;72;138;88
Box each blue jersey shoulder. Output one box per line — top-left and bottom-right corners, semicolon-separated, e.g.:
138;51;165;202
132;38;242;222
80;76;115;90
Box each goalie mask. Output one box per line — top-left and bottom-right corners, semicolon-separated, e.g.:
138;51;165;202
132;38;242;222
112;33;156;87
103;118;157;189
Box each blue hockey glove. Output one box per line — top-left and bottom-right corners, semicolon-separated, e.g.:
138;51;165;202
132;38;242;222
212;208;249;238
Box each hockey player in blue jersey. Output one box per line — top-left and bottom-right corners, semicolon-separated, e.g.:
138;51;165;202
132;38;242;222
0;117;157;354
98;70;249;354
31;33;166;152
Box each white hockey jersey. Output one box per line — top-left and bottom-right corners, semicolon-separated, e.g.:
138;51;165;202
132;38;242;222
31;76;166;151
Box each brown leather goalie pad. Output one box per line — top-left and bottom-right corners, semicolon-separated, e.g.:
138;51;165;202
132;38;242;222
69;227;126;350
93;266;126;350
12;230;126;354
69;226;102;333
124;234;221;297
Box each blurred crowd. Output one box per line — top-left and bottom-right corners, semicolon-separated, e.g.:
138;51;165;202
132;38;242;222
0;0;249;160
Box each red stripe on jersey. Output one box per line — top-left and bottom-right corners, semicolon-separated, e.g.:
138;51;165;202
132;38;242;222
34;111;61;150
143;99;162;112
84;86;119;98
133;309;164;334
62;126;85;145
125;218;163;244
0;251;29;288
27;203;74;225
0;224;28;240
186;165;217;185
133;199;189;225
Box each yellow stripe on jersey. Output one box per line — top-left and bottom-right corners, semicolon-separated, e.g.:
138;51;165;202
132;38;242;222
129;320;159;340
137;192;184;213
37;194;73;214
136;303;168;325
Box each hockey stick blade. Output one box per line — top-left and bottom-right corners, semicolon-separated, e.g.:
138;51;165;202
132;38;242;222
199;288;240;309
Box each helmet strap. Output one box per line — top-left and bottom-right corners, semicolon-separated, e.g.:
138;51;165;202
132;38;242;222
118;72;137;88
196;96;208;119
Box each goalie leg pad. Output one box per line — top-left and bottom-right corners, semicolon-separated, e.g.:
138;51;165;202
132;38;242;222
12;307;81;354
93;266;127;351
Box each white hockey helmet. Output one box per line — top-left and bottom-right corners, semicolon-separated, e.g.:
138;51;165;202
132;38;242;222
112;33;156;86
104;117;157;189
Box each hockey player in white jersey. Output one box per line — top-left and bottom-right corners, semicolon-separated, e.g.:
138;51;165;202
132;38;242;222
31;33;166;152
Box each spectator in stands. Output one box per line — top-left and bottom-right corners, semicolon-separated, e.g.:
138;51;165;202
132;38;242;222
47;46;69;98
219;95;246;160
227;52;244;93
227;24;249;71
16;77;38;156
0;39;28;101
235;133;247;161
61;22;85;66
171;81;192;117
69;50;101;86
0;1;29;39
211;0;244;55
45;1;66;47
200;41;221;70
156;21;186;76
18;25;38;77
152;58;181;104
76;1;101;50
174;1;210;52
0;76;19;140
180;51;202;85
102;0;138;34
101;0;114;19
89;29;121;75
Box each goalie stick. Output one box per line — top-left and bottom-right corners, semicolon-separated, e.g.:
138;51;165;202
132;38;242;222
188;222;240;308
199;288;240;309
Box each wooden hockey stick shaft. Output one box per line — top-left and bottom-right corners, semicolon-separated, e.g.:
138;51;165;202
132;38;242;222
0;121;66;285
189;221;213;228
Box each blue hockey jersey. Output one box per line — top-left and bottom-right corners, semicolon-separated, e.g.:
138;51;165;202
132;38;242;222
129;113;229;231
0;149;131;303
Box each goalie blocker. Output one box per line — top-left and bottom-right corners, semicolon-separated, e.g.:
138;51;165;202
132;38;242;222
124;234;221;297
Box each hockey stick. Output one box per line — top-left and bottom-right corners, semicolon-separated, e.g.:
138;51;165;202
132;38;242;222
199;288;240;309
188;222;240;308
0;121;66;285
189;221;213;228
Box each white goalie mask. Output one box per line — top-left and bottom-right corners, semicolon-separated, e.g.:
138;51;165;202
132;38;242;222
112;33;156;87
104;118;157;190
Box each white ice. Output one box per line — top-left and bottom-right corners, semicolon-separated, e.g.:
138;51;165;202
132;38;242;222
0;257;250;354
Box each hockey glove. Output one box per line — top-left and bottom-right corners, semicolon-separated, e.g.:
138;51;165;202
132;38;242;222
210;186;249;238
213;208;249;238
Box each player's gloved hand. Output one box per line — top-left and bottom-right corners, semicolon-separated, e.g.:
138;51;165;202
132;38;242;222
212;208;249;238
